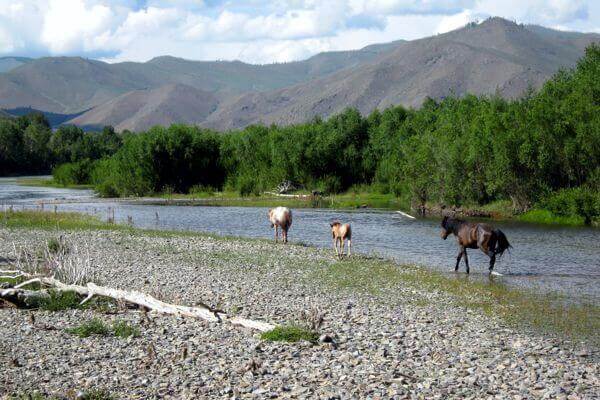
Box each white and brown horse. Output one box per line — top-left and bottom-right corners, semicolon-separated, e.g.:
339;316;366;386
268;207;293;243
330;221;352;257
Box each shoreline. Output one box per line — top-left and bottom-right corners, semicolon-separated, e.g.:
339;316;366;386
13;176;596;228
1;211;598;398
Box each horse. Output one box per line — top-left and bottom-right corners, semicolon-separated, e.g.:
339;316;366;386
268;207;293;243
330;221;352;258
440;216;511;274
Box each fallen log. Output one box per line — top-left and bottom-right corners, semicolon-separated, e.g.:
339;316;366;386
0;274;275;332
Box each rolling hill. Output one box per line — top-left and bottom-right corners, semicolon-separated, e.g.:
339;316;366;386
0;17;598;131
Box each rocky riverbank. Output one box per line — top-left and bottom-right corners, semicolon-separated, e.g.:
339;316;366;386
0;227;598;399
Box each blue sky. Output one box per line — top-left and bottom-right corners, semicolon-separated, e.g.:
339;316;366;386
0;0;598;64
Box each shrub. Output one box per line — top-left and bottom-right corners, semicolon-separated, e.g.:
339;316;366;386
52;159;94;186
543;187;599;225
67;318;110;338
260;325;319;343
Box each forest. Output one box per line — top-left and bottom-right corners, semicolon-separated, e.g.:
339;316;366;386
1;45;599;224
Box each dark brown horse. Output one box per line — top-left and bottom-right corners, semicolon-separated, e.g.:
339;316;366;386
440;216;511;274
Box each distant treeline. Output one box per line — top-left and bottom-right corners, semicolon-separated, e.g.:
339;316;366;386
1;45;599;223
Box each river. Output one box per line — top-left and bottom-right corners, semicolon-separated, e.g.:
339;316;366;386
1;177;598;304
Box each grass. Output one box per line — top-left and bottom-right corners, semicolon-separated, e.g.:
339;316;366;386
112;320;140;338
39;290;82;311
66;318;140;339
66;318;110;338
16;177;93;190
261;325;319;343
147;189;411;211
1;210;124;231
517;209;584;226
312;256;600;345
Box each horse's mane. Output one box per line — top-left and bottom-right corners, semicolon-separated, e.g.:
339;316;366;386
442;216;466;231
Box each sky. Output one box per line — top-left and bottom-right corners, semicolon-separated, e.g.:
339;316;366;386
0;0;598;64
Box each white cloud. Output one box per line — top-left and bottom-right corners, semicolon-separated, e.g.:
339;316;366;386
0;0;597;64
435;10;481;34
41;0;117;53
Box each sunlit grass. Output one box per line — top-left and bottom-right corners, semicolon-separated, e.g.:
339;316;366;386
518;209;584;226
0;210;121;231
313;257;599;345
16;177;93;190
261;325;319;343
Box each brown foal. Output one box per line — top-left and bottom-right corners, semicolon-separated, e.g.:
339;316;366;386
330;221;352;257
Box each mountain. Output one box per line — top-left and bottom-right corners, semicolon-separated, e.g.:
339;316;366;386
0;57;31;73
0;17;598;131
68;83;219;132
204;18;600;130
0;109;13;119
0;43;395;116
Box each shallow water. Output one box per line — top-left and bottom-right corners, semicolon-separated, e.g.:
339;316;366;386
1;178;598;304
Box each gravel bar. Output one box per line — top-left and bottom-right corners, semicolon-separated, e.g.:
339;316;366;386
0;228;598;399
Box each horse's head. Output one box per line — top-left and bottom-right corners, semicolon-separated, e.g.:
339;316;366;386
440;216;451;240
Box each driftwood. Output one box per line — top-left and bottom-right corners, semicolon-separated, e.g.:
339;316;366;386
0;274;275;332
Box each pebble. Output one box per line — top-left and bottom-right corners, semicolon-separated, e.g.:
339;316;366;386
0;228;598;399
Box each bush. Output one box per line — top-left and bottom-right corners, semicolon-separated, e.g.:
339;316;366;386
260;325;319;343
52;159;94;186
543;187;599;225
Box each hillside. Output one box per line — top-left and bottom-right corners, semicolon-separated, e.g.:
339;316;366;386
204;18;600;130
67;83;219;132
0;57;31;73
0;17;598;131
0;43;394;116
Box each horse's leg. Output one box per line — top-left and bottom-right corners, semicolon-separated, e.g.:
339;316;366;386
283;228;288;244
347;239;352;257
340;239;345;258
274;225;279;243
463;248;470;274
486;235;497;273
455;246;464;271
333;238;338;256
489;254;496;272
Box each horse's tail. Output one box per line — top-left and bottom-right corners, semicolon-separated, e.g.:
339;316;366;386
493;229;512;257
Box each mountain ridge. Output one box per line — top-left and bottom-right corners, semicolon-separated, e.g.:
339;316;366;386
1;17;598;131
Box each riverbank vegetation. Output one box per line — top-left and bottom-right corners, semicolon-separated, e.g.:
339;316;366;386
2;46;599;225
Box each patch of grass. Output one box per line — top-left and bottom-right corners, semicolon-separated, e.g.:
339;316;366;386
16;177;93;190
1;210;125;231
517;209;584;226
67;318;110;338
261;325;319;343
39;290;82;311
0;276;26;286
314;257;599;345
67;318;140;339
112;320;140;338
313;256;406;295
403;268;599;344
